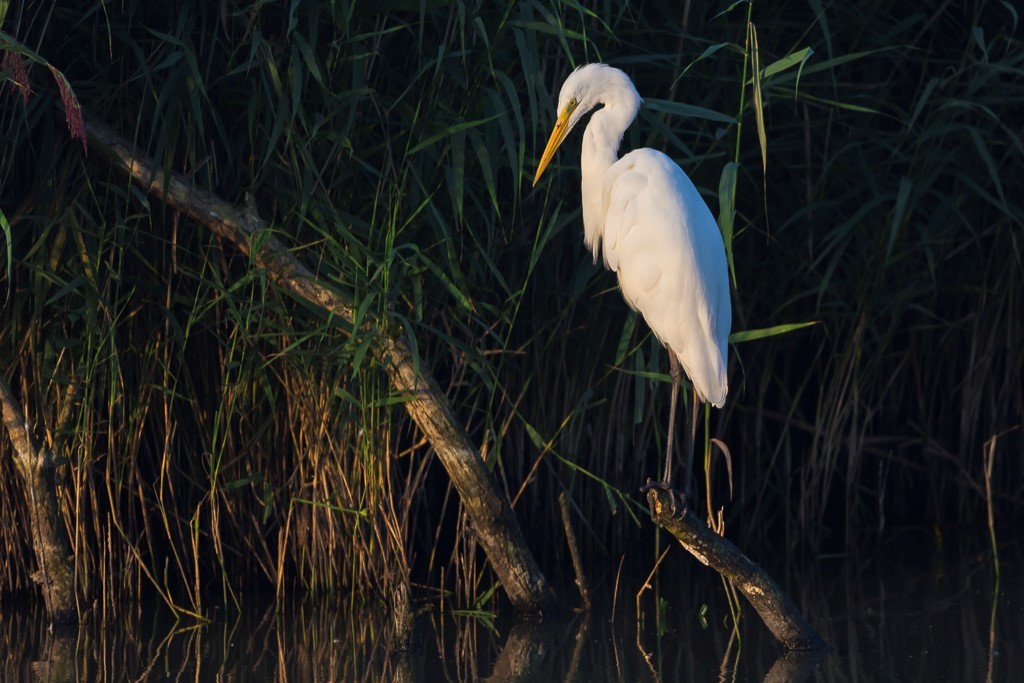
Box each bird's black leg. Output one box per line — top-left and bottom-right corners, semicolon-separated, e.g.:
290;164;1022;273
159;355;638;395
642;353;686;513
663;354;683;489
684;385;699;503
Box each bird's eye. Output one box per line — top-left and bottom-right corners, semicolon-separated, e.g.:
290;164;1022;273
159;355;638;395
567;98;578;113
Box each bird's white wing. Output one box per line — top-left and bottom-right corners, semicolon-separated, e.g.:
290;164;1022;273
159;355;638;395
601;149;731;407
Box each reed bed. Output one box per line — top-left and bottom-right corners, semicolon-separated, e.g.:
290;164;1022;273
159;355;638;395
1;0;1021;617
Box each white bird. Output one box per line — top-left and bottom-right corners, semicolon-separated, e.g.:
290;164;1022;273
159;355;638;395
533;63;731;500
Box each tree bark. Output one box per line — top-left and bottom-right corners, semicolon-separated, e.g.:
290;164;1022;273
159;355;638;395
0;379;77;624
84;117;556;615
646;488;826;651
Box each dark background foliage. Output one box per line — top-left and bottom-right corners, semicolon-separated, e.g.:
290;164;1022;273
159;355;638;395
1;0;1021;614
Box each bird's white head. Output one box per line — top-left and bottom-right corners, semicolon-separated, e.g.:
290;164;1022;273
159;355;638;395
533;64;641;186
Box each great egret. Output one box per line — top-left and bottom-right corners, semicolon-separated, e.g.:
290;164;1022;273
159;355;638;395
533;63;731;501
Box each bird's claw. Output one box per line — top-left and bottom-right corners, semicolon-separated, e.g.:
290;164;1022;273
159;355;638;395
640;478;688;518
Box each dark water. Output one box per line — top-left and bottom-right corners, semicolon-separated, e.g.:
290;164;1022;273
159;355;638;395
3;554;1020;681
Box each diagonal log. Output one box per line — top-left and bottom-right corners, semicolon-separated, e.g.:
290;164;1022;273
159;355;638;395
84;117;556;615
646;488;827;650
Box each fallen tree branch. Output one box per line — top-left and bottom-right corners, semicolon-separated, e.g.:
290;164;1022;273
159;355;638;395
84;117;556;615
558;491;590;611
646;488;826;650
0;379;77;624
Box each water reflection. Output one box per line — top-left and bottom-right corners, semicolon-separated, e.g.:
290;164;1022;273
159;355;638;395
2;557;1018;681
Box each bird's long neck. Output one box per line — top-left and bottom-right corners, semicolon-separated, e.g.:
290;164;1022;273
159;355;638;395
581;102;636;261
582;106;630;174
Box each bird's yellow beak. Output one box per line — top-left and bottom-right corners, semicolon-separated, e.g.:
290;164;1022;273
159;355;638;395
532;106;572;186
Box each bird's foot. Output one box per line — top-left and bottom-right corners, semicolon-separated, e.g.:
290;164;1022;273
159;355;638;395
640;478;689;518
